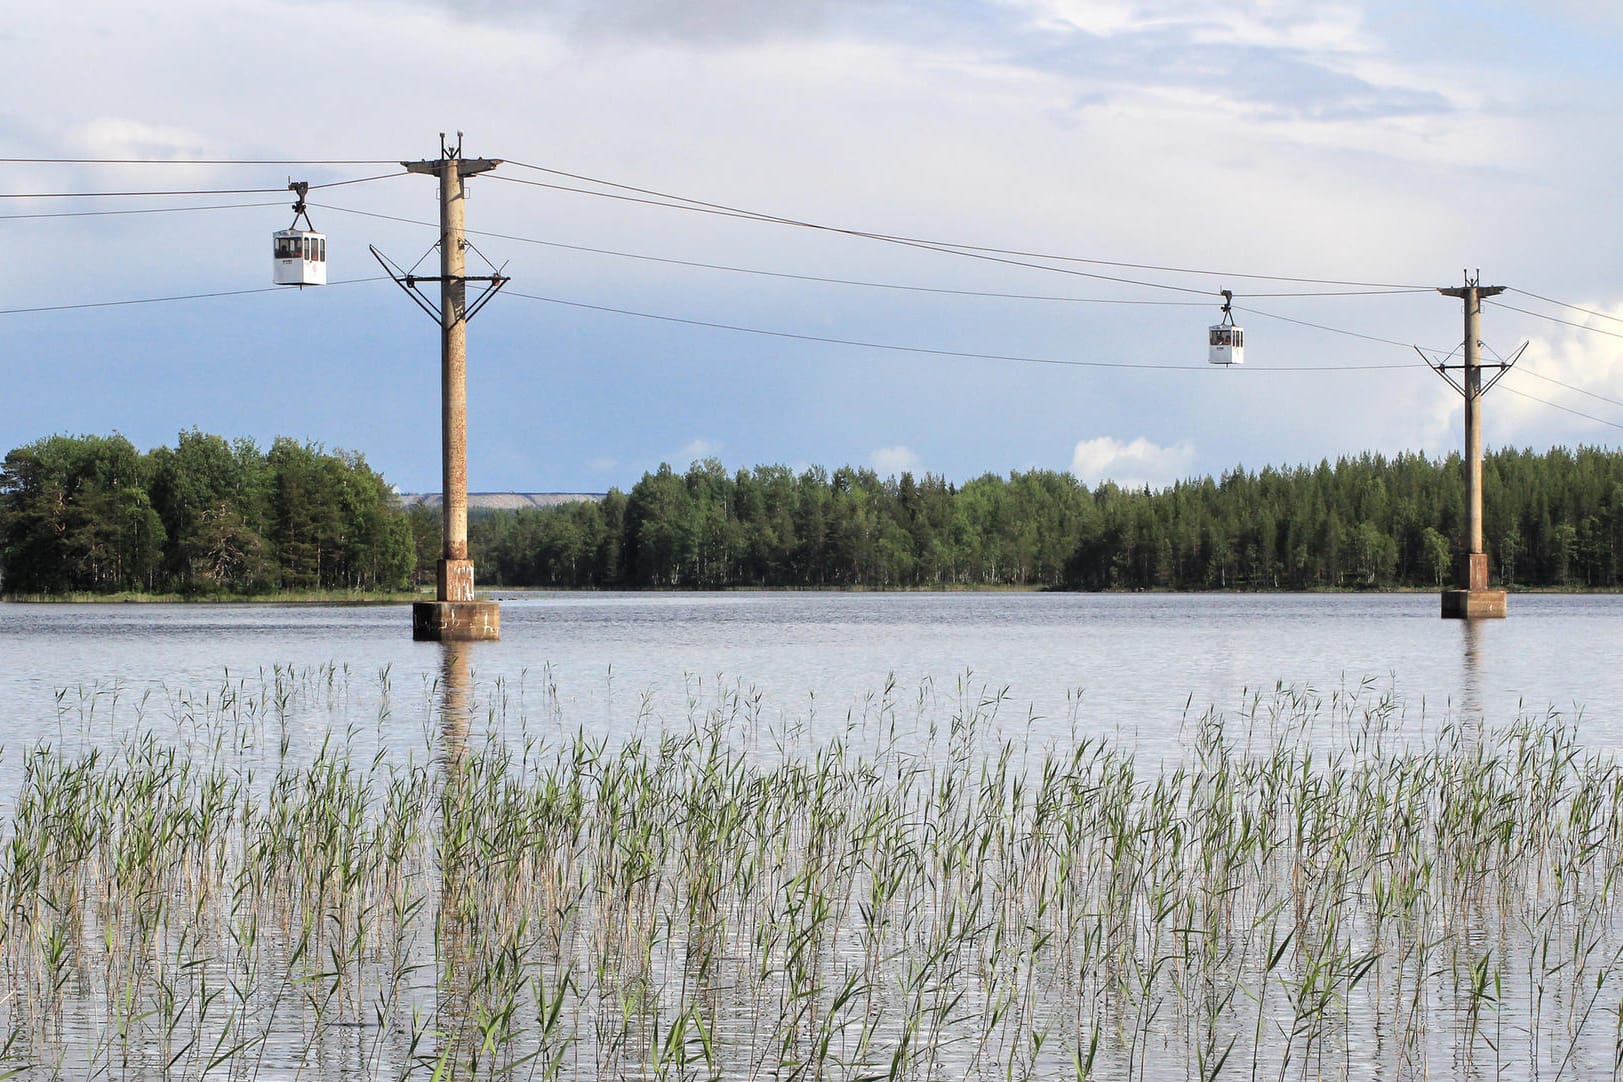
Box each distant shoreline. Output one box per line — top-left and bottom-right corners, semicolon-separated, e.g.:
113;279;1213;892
397;492;604;511
8;584;1617;604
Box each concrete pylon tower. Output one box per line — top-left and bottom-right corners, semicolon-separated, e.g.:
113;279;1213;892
1434;273;1513;620
379;133;506;641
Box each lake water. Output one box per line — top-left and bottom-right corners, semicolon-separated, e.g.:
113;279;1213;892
6;591;1623;1081
2;591;1620;764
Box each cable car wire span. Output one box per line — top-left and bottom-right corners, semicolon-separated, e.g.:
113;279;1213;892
1500;382;1623;431
7;153;1623;430
1506;287;1623;327
0;157;403;166
0;200;290;221
499;160;1436;293
0;172;404;200
0;277;388;316
316;201;1209;307
1488;300;1623;341
313;200;1405;304
506;290;1425;373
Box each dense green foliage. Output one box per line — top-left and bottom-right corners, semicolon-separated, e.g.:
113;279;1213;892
0;431;414;595
11;436;1622;596
465;448;1623;591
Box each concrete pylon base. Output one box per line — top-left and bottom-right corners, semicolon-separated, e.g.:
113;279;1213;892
1440;589;1507;620
413;600;501;641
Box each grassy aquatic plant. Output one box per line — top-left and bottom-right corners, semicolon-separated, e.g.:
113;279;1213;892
9;669;1623;1078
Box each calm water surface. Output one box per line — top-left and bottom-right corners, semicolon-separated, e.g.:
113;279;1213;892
1;590;1618;761
4;590;1623;1081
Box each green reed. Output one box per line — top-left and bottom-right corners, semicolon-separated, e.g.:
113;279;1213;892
8;669;1623;1079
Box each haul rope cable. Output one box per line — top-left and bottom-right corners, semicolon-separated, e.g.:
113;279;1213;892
0;172;405;200
0;200;289;221
499;161;1434;292
0;277;388;316
10;158;1622;416
316;200;1419;303
508;290;1425;373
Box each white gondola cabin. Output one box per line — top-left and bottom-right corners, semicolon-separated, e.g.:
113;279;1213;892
1208;290;1243;365
273;228;327;286
273;181;326;286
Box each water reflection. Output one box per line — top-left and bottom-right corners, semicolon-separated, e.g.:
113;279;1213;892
438;644;474;764
436;643;478;1073
7;593;1623;755
1459;618;1484;720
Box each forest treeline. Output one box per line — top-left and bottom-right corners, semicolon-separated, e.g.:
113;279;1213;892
9;434;1623;596
461;448;1623;591
0;431;414;595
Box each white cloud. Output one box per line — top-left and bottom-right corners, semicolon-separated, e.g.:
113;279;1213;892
1071;435;1196;490
68;118;208;159
680;438;722;463
1005;0;1372;58
871;444;923;476
1487;300;1623;446
393;0;852;44
1006;0;1147;37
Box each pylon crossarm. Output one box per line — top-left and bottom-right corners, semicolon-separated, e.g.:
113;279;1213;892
370;244;444;323
1479;341;1529;397
390;273;506;321
1418;345;1466;396
464;275;510;322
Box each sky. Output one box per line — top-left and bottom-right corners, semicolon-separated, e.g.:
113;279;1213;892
6;1;1623;494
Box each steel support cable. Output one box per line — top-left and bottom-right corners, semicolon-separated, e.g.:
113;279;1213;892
508;289;1423;372
316;199;1399;307
1233;304;1441;354
0;277;389;316
0;154;1436;291
316;200;1209;308
492;172;1225;298
1499;380;1623;431
309;171;409;190
0;200;288;221
1487;300;1623;341
1504;287;1623;328
0;171;404;200
1513;367;1623;411
1;186;293;199
0;157;401;165
500;160;1434;292
1471;300;1623;412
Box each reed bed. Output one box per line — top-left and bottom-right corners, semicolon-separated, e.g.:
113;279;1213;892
4;666;1623;1079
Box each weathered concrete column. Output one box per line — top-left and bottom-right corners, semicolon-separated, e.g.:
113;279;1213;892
405;143;501;641
1463;285;1484;559
1440;280;1507;620
439;154;473;598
